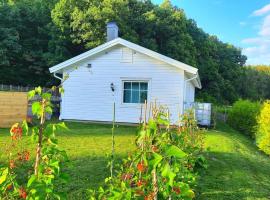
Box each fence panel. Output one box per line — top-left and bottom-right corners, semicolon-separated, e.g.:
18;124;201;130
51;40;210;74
0;92;28;128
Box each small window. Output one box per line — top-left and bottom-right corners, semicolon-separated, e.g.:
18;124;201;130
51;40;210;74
123;81;148;104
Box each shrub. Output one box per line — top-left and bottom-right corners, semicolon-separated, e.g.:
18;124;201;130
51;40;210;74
0;87;69;199
256;100;270;155
89;107;206;199
227;100;261;137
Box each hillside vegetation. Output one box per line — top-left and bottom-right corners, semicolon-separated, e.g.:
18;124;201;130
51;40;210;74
0;0;269;103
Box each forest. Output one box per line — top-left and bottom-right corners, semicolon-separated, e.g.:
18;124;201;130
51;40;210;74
0;0;269;104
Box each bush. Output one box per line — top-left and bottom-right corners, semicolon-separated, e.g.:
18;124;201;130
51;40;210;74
89;107;206;199
256;100;270;155
227;100;261;137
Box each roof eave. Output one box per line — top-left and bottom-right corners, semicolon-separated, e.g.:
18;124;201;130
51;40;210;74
49;37;199;76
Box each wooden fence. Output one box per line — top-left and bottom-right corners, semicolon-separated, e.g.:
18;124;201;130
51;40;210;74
0;92;28;128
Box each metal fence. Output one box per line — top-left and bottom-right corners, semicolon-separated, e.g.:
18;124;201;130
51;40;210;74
0;84;35;92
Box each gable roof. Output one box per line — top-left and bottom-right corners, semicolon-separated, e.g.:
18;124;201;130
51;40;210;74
49;38;201;88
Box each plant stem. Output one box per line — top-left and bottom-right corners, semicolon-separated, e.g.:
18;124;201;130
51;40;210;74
152;169;158;200
34;99;46;177
110;102;115;179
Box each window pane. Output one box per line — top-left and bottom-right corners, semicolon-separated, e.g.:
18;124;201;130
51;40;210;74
132;82;139;90
124;82;131;89
140;91;148;103
132;89;139;103
123;90;131;103
140;82;148;90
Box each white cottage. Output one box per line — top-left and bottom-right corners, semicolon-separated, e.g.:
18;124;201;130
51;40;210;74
49;22;201;124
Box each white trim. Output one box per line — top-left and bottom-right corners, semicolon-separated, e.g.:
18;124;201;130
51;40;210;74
120;78;151;108
49;37;201;88
49;38;200;86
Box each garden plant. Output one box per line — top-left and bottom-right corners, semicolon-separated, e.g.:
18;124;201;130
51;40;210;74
255;100;270;155
0;87;69;199
227;99;261;138
90;104;206;199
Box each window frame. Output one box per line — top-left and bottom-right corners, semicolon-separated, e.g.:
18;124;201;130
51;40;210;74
121;79;150;105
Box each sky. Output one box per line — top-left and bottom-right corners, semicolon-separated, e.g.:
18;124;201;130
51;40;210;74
153;0;270;65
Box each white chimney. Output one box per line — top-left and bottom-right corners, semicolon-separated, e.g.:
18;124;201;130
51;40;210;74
107;21;119;42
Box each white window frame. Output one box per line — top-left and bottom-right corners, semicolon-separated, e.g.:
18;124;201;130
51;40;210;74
121;78;151;105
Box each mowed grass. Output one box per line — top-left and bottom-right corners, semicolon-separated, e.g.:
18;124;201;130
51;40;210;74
1;122;270;199
0;122;137;199
197;123;270;200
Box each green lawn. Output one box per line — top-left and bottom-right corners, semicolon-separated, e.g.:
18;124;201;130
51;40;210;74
197;123;270;200
1;122;270;199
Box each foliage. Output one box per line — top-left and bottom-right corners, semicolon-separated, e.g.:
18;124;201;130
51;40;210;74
255;100;270;155
197;122;270;200
0;0;61;86
0;122;30;199
89;106;206;199
227;100;261;138
238;66;270;101
0;87;69;199
0;0;258;104
1;121;270;199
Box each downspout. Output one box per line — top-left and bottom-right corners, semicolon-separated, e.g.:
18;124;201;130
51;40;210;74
53;72;63;120
183;73;198;113
53;72;63;81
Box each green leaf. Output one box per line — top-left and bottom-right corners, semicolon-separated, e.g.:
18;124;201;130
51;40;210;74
28;90;36;99
148;119;157;130
32;102;41;116
45;106;53;114
157;117;169;126
56;122;68;131
0;168;8;184
59;87;64;94
161;163;176;186
22;120;29;135
35;86;42;95
149;153;163;168
165;145;187;158
42;93;52;101
27;175;36;187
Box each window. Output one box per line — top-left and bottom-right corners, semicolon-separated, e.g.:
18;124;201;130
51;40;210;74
123;81;148;104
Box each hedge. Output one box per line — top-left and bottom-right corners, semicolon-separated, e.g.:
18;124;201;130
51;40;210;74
256;100;270;155
227;100;261;138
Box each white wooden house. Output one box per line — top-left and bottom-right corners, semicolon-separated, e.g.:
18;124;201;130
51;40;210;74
49;22;201;124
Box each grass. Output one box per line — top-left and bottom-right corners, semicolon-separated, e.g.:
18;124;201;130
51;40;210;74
0;122;137;199
1;122;270;199
197;123;270;200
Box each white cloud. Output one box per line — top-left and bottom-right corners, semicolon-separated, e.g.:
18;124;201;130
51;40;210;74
259;14;270;36
243;6;270;64
252;4;270;16
242;37;270;45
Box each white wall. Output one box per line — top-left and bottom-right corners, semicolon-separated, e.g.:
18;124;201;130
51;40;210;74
184;77;195;111
61;45;186;124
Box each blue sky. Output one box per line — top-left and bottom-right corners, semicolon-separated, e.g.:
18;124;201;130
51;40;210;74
153;0;270;65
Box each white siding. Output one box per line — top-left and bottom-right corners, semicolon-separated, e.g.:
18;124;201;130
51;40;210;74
184;76;195;111
185;81;195;103
61;45;185;124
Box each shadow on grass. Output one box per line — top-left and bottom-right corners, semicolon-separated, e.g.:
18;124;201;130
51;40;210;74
196;151;270;200
56;155;126;200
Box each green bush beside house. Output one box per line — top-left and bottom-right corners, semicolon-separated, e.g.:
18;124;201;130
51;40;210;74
227;100;261;138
